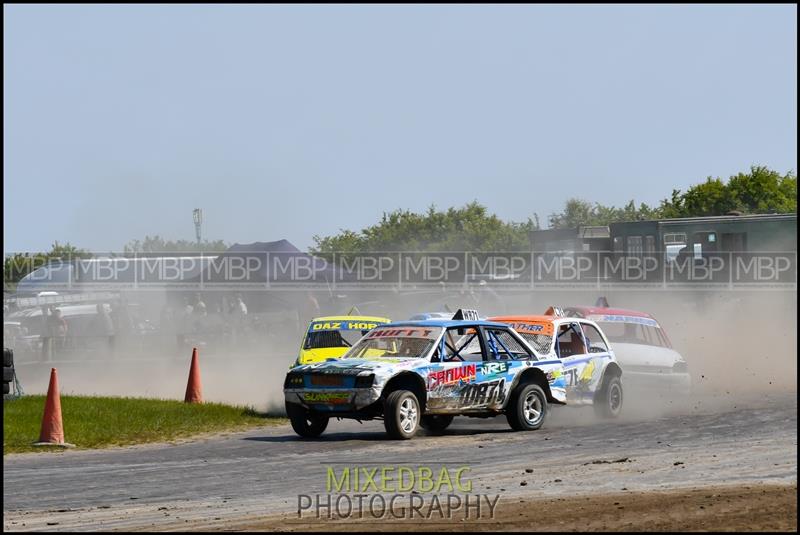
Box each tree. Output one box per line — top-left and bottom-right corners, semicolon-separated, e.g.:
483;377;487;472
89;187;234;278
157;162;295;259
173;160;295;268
659;166;796;218
311;202;539;254
548;199;659;229
123;235;229;253
679;177;738;217
549;166;796;227
3;241;92;290
726;166;796;214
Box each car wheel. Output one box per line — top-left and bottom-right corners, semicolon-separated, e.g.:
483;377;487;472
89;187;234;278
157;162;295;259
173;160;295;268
286;402;329;438
506;383;548;431
384;390;420;440
594;375;623;419
420;414;454;435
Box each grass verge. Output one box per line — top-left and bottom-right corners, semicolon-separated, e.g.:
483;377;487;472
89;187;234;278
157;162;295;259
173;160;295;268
3;395;285;455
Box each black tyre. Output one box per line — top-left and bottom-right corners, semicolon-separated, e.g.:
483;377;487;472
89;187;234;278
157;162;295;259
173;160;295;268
594;375;623;419
4;348;13;367
506;383;548;431
285;402;329;438
420;414;454;435
384;390;421;440
3;383;9;395
3;367;14;382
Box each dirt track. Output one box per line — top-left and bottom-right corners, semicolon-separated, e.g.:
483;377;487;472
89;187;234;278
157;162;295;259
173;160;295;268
222;484;797;532
3;391;796;532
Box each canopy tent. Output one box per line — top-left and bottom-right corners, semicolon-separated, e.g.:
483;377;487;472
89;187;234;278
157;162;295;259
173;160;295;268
196;239;353;285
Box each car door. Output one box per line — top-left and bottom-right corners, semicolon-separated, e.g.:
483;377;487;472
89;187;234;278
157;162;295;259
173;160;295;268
577;321;612;394
555;321;592;400
475;327;532;409
425;326;484;411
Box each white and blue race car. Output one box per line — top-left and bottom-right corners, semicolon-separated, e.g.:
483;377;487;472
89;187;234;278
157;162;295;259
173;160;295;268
283;310;567;439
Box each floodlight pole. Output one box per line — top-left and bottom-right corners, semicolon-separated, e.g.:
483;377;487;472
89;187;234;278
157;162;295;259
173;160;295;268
193;209;203;246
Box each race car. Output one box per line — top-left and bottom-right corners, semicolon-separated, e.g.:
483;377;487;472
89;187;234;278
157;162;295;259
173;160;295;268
283;310;567;439
490;311;623;418
293;315;391;366
561;299;691;397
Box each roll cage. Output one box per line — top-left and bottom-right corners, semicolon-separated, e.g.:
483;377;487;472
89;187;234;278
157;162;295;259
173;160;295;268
433;324;540;362
553;319;611;357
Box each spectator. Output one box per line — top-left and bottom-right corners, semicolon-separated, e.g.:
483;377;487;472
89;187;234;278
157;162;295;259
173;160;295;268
191;294;207;334
175;297;194;350
159;302;175;350
40;305;52;361
93;303;115;353
50;308;68;355
110;299;135;352
230;294;248;347
193;293;207;316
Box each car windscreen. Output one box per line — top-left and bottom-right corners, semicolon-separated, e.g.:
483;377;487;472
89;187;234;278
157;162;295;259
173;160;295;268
303;329;366;350
343;327;441;359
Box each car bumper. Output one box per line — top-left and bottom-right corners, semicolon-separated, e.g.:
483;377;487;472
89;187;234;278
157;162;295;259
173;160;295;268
284;388;381;412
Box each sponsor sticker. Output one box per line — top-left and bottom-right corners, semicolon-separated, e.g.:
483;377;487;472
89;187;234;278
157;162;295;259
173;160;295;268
310;321;385;332
428;364;477;388
589;315;659;327
303;392;351;404
480;362;508;376
506;321;553;336
367;328;438;339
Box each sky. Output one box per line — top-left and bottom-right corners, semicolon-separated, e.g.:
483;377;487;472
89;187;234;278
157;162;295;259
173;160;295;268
3;4;797;253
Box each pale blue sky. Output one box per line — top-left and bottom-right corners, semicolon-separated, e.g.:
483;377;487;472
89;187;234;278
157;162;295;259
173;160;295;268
4;4;797;252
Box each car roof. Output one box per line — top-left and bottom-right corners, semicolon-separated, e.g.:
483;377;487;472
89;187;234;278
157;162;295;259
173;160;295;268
309;315;391;323
564;306;656;319
381;319;509;329
408;312;453;320
490;315;559;324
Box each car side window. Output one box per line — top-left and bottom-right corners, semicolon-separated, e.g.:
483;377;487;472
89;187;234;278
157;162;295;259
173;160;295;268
484;328;531;360
438;327;483;362
580;323;609;353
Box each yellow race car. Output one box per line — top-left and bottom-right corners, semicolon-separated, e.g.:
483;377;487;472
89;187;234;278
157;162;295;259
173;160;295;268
294;315;391;366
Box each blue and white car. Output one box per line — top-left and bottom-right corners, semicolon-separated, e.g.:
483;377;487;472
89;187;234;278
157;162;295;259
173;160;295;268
283;310;567;439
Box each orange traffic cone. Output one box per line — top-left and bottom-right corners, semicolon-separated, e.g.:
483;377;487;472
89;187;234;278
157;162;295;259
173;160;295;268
34;368;73;447
184;348;203;403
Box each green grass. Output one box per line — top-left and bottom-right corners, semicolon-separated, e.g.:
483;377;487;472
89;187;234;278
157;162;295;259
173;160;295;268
3;395;285;455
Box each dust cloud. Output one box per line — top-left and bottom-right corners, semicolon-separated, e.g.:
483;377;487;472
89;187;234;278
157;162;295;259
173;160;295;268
9;286;797;421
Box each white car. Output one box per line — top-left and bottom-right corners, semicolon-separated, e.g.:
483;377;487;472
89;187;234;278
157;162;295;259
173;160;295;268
563;303;691;397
